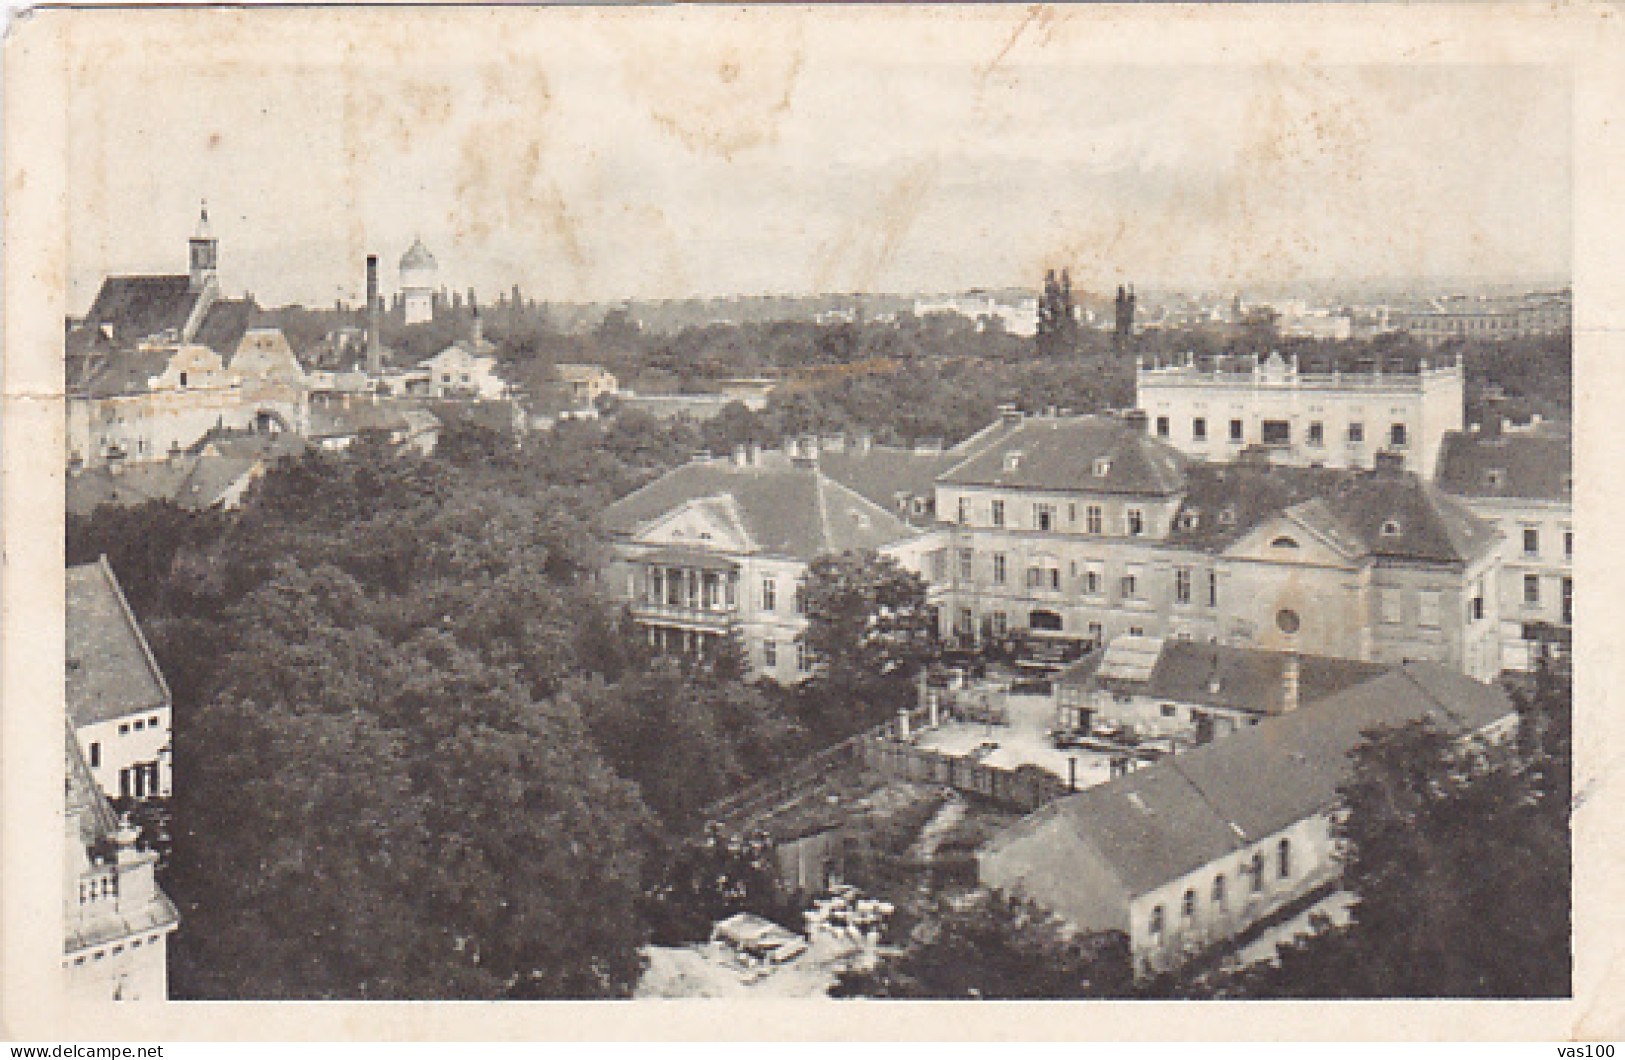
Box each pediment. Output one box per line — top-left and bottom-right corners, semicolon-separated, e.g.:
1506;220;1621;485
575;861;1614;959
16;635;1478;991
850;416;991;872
1224;511;1360;568
636;496;753;553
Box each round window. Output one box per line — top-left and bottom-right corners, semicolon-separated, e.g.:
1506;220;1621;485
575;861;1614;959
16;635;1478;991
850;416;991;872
1276;608;1301;634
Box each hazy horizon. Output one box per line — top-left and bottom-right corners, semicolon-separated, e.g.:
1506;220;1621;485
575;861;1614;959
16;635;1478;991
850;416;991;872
67;9;1571;314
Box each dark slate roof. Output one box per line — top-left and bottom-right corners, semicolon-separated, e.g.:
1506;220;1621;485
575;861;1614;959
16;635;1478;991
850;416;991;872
192;297;260;354
308;402;440;440
67;461;198;515
65;558;170;727
1055;638;1392;717
937;414;1188;495
987;662;1513;898
1317;474;1498;564
599;459;916;562
66;719;118;840
780;445;954;523
80;276;202;346
72;347;175;398
1435;427;1573;502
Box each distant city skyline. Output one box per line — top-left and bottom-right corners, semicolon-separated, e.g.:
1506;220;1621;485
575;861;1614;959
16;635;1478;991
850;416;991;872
67;8;1570;313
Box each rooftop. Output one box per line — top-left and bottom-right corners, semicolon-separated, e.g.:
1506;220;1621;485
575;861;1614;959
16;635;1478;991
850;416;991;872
1435;425;1573;503
937;414;1187;496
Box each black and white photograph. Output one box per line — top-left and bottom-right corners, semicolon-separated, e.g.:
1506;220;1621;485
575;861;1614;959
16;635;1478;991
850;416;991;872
4;1;1621;1040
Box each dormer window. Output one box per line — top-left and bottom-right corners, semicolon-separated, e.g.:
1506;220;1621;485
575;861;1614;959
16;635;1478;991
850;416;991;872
1092;458;1111;477
1485;468;1505;488
1218;507;1236;526
1380;519;1403;538
1181;510;1201;530
1003;451;1023;472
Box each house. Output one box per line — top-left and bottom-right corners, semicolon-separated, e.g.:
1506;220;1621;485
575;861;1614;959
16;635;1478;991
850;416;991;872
555;363;620;405
1135;352;1465;478
979;662;1515;976
63;722;179;1002
927;410;1504;681
66;557;172;802
308;401;440;455
1053;635;1392;746
599;445;918;683
420;319;507;401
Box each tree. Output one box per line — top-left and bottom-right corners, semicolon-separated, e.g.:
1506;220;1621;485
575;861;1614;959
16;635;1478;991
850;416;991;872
801;551;935;685
831;891;1133;998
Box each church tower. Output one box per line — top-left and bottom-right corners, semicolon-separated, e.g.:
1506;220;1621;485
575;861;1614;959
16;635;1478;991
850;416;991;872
188;201;218;292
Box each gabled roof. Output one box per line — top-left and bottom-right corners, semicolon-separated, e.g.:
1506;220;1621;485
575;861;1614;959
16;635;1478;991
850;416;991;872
937;415;1188;495
66;557;170;727
1318;474;1498;564
79;275;203;347
192;297;260;354
988;662;1513;899
774;444;955;523
600;459;916;562
1435;427;1573;503
71;347;176;398
1054;637;1390;718
1165;463;1350;552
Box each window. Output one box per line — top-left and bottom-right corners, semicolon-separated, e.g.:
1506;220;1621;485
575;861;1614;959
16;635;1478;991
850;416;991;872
133;719;144;732
1156;415;1170;438
179;371;188;387
1087;621;1104;643
1307;421;1324;446
1149;905;1165;940
1348;421;1365;443
1035;503;1054;532
1471;594;1485;622
794;585;806;614
1092;458;1111;478
761;578;777;612
1126;508;1145;536
89;742;101;769
1084;564;1102;595
990;611;1008;637
1207;570;1218;608
1271;536;1299;550
1275;608;1300;634
959;549;974;580
1175;567;1192;604
1523;527;1540;556
1182;888;1197;922
1278;838;1292;880
1261;420;1290;445
1390;423;1407;447
1565;529;1573;559
1230;418;1244;442
1049;568;1061;590
992;499;1005;527
1250;852;1265;893
1161;704;1178;718
1380;519;1402;538
1524;574;1541;606
117;723;129;735
1212;875;1226;910
1086;506;1103;535
1192;417;1207;441
1121;573;1138;599
796;640;811;672
992;553;1007;584
1563;577;1573;624
1128;625;1144;637
1419;590;1442;629
1068;502;1078;525
1380;589;1402;625
957;608;974;636
1028;610;1063;632
957;497;971;524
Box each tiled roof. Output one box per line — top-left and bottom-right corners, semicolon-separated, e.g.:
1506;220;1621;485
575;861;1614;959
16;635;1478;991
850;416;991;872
600;459;916;562
937;415;1188;495
767;444;955;524
1435;427;1573;502
1318;474;1498;564
72;347;176;398
1165;463;1349;552
66;558;170;727
192;298;260;354
80;276;203;346
988;662;1513;898
1055;637;1391;717
308;402;440;440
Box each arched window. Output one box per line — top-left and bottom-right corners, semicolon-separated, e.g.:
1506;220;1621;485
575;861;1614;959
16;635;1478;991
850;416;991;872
1270;536;1300;549
1212;874;1226;910
1278;838;1292;879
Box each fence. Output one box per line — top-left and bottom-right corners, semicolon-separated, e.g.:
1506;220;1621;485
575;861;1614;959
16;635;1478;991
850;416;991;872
858;737;1069;814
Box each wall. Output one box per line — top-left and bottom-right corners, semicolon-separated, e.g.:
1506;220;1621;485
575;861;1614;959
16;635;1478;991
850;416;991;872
1465;497;1572;671
63;932;171;1003
978;809;1132;936
75;707;172;800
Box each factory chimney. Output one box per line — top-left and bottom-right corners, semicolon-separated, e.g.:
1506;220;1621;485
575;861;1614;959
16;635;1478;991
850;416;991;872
366;254;382;377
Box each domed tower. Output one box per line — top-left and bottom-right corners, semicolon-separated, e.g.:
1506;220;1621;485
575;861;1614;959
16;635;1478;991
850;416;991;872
399;237;438;326
189;201;218;292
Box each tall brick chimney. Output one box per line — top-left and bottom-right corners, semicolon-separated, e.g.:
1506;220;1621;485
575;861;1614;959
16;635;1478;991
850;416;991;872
366;254;382;377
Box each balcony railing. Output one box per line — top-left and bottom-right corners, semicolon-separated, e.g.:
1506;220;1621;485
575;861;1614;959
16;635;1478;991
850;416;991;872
630;600;741;630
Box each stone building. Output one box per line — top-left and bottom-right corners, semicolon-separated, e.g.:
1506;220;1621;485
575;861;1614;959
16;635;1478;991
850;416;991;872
399;237;438;326
979;662;1514;976
1435;419;1573;671
1135;352;1464;478
924;411;1504;681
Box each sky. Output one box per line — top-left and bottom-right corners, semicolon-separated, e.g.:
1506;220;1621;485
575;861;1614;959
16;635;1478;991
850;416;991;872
64;7;1572;312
